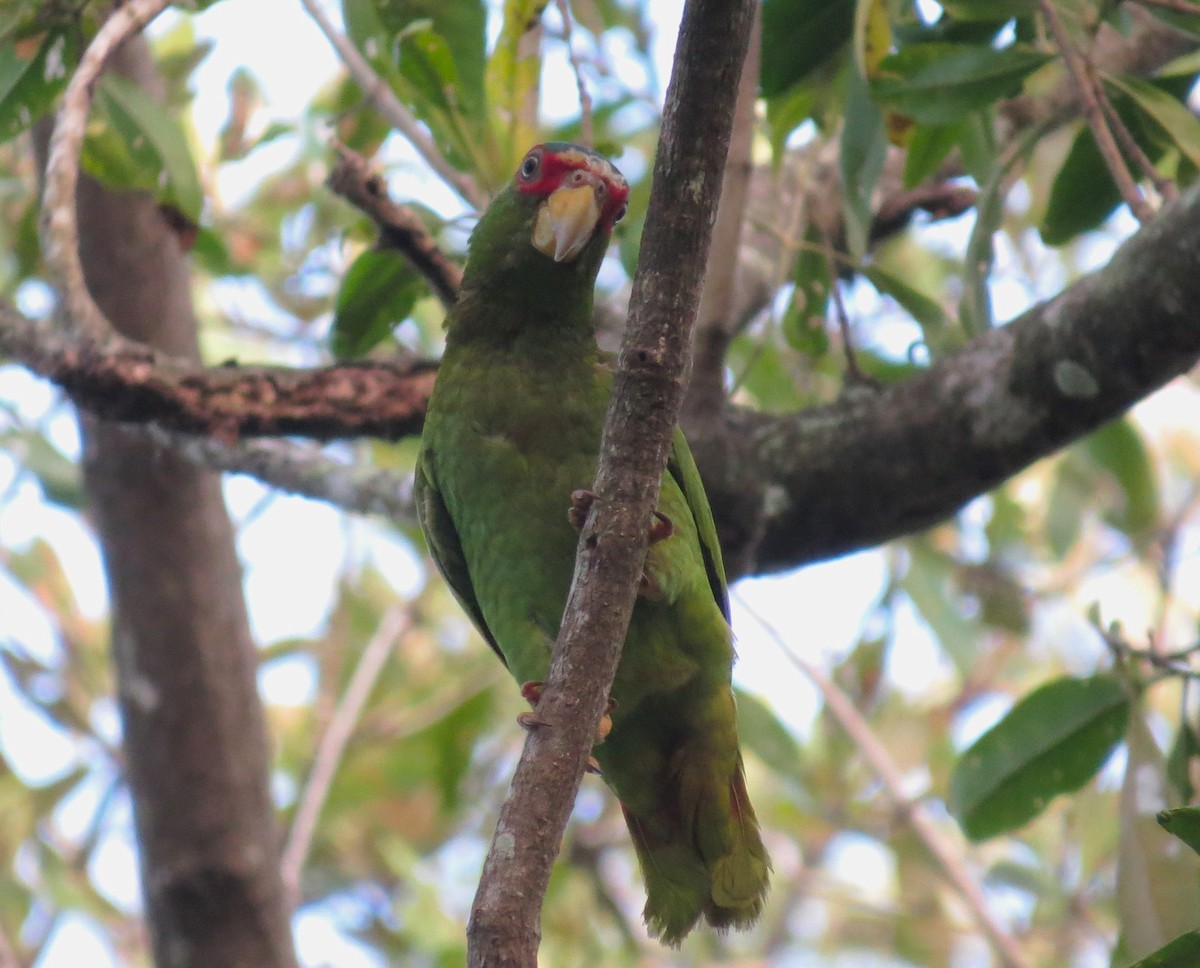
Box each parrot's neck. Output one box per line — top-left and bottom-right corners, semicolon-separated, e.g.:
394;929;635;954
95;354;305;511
446;284;598;362
446;191;607;358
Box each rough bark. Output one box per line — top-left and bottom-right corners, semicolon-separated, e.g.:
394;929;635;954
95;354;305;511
465;0;756;963
693;180;1200;577
36;40;298;968
0;311;436;440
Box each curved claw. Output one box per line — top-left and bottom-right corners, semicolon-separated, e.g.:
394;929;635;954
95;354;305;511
517;710;551;730
648;510;673;545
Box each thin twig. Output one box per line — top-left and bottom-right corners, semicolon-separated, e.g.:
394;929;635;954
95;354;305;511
281;603;412;903
297;0;484;210
738;599;1035;968
327;140;464;308
40;0;173;341
1096;82;1178;203
827;266;866;384
554;0;594;147
1039;0;1155;223
0;923;21;968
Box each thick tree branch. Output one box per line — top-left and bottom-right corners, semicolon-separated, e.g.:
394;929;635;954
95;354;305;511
701;181;1200;577
466;0;756;963
0;305;436;440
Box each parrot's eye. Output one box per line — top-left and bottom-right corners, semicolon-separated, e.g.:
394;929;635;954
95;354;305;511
518;152;542;181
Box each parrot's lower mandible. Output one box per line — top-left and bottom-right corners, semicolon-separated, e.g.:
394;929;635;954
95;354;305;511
415;142;770;945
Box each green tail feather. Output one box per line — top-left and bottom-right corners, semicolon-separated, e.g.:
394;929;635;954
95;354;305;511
621;756;770;947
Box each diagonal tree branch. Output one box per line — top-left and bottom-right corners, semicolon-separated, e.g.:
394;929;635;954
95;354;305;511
281;603;410;903
327;142;464;309
297;0;485;210
465;0;756;963
1038;0;1154;223
740;601;1033;968
702;180;1200;577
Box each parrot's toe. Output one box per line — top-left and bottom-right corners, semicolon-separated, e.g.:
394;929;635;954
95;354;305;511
518;681;615;745
568;488;596;531
586;755;603;775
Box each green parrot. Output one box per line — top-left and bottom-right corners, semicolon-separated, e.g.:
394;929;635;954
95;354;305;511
415;142;770;945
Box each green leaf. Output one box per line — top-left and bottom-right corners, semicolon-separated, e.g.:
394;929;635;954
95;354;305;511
331;249;425;358
903;121;965;189
377;0;487;119
486;0;543;176
1117;711;1200;961
949;674;1129;840
1123;933;1200;968
902;538;980;675
1105;72;1200;170
840;63;887;260
0;30;75;142
765;83;819;161
1041;120;1125;245
82;73;203;222
760;0;854;98
341;0;483;175
735;688;805;779
0;431;83;510
781;223;831;356
871;44;1051;125
1158;807;1200;857
1084;418;1159;543
862;265;952;352
1166;723;1199;803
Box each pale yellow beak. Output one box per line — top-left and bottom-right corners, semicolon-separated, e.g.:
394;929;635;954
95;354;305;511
532;184;602;263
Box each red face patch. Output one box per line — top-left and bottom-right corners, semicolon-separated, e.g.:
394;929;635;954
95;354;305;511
514;144;630;231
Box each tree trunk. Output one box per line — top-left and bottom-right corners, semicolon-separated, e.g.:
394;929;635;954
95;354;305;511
36;38;298;968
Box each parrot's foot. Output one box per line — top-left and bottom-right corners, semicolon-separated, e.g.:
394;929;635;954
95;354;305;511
568;490;674;546
518;681;615;774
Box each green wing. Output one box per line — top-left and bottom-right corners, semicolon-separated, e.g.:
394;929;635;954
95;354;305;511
666;427;730;622
414;449;507;666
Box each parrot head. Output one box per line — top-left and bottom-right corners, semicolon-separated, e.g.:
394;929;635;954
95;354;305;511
456;143;630;320
514;142;630;263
